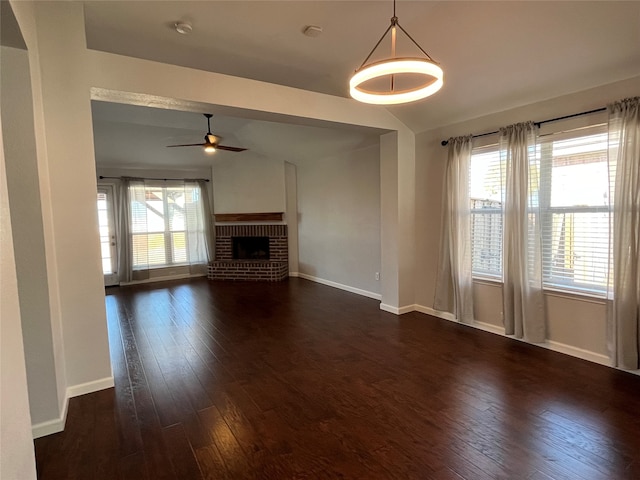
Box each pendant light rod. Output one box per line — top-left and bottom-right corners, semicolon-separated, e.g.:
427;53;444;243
357;23;395;71
204;113;213;135
355;3;437;72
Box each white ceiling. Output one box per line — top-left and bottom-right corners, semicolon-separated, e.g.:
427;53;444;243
86;1;640;169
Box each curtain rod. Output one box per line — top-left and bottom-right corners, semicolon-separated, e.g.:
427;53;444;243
440;106;607;146
98;175;210;182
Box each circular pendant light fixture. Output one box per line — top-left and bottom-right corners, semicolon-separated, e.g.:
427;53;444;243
349;1;443;105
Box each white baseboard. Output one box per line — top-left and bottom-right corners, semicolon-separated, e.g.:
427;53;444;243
31;376;114;439
31;396;69;439
296;273;381;300
545;340;610;366
473;320;506;335
380;303;416;315
414;303;615;369
414;304;456;322
289;271;299;277
66;376;114;398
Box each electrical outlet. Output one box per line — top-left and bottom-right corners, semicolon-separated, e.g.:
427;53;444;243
375;272;380;281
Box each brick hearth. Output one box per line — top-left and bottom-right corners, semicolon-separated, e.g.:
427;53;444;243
208;224;288;281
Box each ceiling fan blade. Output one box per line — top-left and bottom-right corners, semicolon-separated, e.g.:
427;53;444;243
166;143;206;148
216;145;247;152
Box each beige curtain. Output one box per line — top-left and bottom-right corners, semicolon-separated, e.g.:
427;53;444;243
500;122;546;342
607;97;640;369
434;136;474;323
115;177;146;283
197;179;215;263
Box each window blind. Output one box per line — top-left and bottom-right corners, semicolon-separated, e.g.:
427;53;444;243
469;145;504;279
539;125;609;295
130;183;206;269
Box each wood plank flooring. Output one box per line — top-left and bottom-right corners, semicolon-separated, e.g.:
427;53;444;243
34;277;640;479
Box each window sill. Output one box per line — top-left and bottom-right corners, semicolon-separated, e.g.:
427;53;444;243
543;286;607;304
471;278;607;304
472;277;502;287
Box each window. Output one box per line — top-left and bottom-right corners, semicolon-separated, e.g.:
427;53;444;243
97;191;113;275
469;145;504;279
539;125;609;295
468;124;610;296
130;183;207;269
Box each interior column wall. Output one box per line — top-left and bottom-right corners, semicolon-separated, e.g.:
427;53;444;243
10;0;69;427
0;6;38;477
285;162;299;274
1;45;60;425
380;130;417;312
0;114;38;480
30;1;113;390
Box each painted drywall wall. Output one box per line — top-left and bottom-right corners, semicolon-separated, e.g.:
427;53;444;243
415;76;640;357
212;155;285;214
10;0;69;425
1;101;38;480
295;144;381;296
380;132;400;307
285;162;299;273
1;45;60;425
379;129;417;311
28;2;113;392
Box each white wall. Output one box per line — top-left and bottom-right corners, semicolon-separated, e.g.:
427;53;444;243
29;2;114;397
380;129;417;311
294;144;381;296
415;76;640;361
10;1;69;429
0;75;38;480
212;155;285;214
1;45;61;426
285;162;299;273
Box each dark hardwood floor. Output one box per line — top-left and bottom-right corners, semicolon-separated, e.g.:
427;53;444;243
34;277;640;479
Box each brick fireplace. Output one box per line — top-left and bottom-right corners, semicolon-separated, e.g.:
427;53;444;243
208;216;288;281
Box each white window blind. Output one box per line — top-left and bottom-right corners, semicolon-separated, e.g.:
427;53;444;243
539;125;610;295
130;183;206;269
467;123;611;297
469;145;504;279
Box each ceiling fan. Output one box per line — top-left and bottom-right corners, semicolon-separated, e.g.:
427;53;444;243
166;113;247;153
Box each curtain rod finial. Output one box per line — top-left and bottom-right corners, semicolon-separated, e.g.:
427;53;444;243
441;140;449;146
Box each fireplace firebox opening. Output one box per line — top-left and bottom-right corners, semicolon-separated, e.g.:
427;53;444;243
232;236;270;260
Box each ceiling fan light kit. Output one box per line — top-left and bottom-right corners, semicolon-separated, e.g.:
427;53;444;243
349;0;444;105
166;114;247;153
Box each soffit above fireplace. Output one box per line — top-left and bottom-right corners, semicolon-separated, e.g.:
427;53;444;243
215;212;284;223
